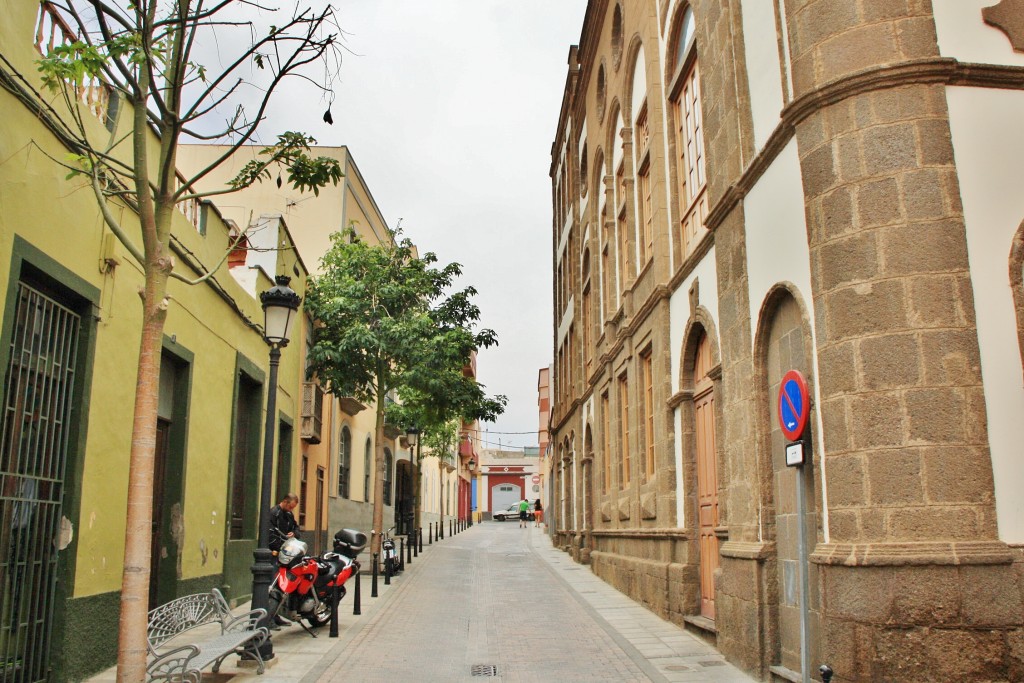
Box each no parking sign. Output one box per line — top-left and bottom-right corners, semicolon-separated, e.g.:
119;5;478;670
778;369;809;443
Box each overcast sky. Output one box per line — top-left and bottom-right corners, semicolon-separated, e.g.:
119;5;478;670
263;2;588;450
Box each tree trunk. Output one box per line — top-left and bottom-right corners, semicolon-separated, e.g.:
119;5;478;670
116;273;168;682
370;399;386;556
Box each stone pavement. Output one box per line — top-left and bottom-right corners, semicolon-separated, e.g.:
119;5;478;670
88;524;755;682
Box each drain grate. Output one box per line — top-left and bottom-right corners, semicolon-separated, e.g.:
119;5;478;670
471;664;498;677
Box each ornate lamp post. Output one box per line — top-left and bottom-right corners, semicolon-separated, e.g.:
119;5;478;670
405;427;420;539
250;275;301;659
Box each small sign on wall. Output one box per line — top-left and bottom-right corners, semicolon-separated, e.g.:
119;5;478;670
785;441;805;467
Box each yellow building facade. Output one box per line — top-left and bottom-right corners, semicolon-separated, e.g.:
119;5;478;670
176;145;414;548
0;3;311;678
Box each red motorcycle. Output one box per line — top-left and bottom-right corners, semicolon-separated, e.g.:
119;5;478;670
267;528;366;628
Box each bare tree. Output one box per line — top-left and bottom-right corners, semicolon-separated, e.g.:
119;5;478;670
30;1;346;678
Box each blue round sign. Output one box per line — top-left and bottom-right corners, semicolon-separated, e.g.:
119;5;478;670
778;370;810;441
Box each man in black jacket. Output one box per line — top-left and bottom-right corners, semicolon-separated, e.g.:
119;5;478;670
269;493;300;553
268;493;300;628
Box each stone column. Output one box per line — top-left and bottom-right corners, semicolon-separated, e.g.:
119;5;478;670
785;2;1020;679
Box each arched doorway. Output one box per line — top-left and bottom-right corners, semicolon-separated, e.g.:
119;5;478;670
758;288;821;676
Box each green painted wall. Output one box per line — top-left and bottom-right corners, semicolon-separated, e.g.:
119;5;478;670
0;2;309;676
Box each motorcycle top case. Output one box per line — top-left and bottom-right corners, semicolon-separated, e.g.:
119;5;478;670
333;528;367;558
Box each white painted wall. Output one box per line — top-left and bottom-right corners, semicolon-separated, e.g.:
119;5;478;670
933;0;1024;67
743;140;830;541
740;0;786;151
674;407;685;526
946;85;1024;543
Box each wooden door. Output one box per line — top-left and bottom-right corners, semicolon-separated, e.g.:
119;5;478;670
693;333;719;620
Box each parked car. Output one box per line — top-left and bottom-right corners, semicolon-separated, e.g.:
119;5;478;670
493;503;534;522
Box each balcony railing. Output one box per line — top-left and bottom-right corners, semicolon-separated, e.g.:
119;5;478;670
35;2;113;126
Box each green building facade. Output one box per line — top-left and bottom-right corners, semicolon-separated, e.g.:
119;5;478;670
0;2;309;678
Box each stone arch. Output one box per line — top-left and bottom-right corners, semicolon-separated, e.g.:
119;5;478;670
583;422;595;530
679;305;721;390
664;2;698;85
1011;220;1024;381
677;307;724;620
606;98;622;159
623;34;647;122
752;281;823;673
610;2;624;71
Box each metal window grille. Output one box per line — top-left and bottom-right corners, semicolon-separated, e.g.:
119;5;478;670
0;282;81;682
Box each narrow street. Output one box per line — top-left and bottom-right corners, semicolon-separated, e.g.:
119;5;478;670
301;523;753;683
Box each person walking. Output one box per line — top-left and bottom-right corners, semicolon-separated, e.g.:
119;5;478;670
518;497;530;528
534;498;543;528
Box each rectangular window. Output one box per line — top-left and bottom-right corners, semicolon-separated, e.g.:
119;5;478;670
619;374;630;487
601;391;611;493
582;283;592;373
642;350;655;478
637;163;653;265
673;63;708;259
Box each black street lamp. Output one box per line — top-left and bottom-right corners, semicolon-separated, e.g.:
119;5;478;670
405;427;420;539
251;275;301;659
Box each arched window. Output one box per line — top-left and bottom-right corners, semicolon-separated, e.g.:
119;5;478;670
580;142;589;198
383;447;394;505
338;426;351;498
630;45;653;267
582;247;593;373
611;4;624;70
613;109;631;293
668;5;708;261
1012;223;1024;378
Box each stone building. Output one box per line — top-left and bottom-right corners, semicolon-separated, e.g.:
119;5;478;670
547;1;1024;681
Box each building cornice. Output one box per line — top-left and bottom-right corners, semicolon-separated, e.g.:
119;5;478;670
704;58;1024;234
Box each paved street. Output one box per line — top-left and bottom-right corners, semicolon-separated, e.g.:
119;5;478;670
304;523;754;683
89;524;754;683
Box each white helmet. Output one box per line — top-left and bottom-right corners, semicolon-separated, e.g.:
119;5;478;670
278;537;307;567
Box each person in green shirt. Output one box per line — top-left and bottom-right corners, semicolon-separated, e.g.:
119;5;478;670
518;498;530;528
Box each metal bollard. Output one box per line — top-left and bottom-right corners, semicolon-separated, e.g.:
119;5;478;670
415;528;421;556
450;519;453;536
428;522;433;544
371;552;379;598
398;537;405;572
407;533;413;564
329;584;340;638
384;551;391;585
819;665;833;683
353;566;361;615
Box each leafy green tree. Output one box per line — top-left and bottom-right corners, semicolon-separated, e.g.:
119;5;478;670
387;378;505;530
33;1;344;678
304;227;504;554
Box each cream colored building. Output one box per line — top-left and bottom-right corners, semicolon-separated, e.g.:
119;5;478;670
549;1;1024;681
178;145;411;549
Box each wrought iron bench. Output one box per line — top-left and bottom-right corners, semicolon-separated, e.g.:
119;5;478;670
146;587;269;681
